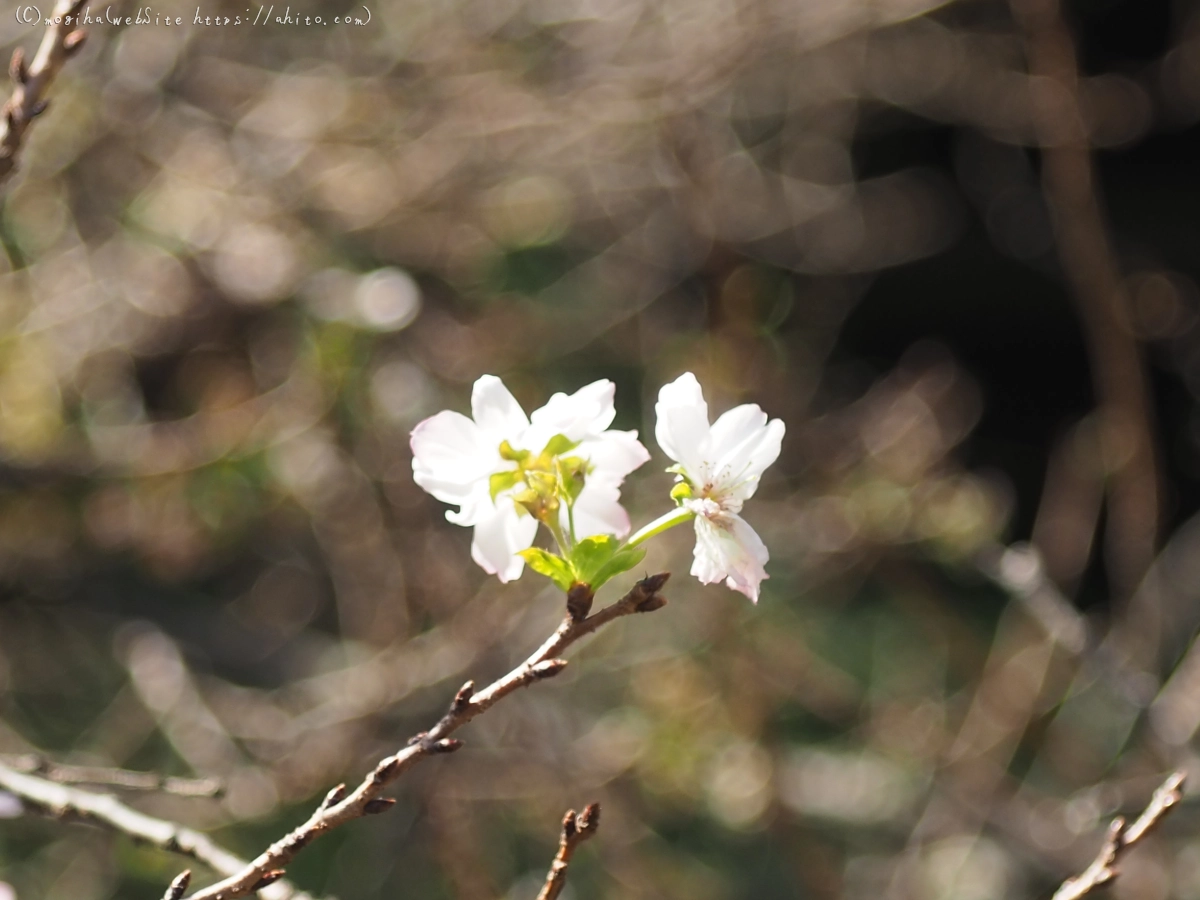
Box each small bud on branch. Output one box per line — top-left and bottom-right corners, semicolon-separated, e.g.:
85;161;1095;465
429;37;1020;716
452;680;475;711
9;51;26;86
162;870;191;900
532;659;569;679
62;30;87;55
248;870;286;891
320;784;347;810
567;583;594;621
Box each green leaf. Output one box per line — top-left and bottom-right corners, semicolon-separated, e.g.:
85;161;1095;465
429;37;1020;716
569;535;620;585
518;548;575;591
567;536;647;589
542;433;580;457
590;545;647;589
489;470;522;501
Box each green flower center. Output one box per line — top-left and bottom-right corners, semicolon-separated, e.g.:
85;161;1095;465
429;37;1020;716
489;435;590;524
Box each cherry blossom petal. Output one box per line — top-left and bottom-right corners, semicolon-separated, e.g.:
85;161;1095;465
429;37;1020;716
579;429;650;481
690;512;770;603
745;418;785;480
410;410;497;504
715;415;785;503
444;479;496;527
469;498;538;582
529;379;617;446
566;430;647;539
655;373;711;474
708;404;767;469
569;481;633;539
471;375;530;444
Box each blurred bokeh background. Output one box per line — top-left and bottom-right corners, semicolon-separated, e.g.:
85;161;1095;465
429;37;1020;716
1;0;1200;896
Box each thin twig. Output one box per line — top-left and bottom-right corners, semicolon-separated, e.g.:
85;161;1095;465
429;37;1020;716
176;573;670;900
536;803;601;900
0;754;223;798
0;0;89;187
1053;771;1186;900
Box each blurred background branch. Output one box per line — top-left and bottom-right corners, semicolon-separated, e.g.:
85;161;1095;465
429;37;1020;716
1011;0;1161;658
0;761;281;894
0;754;221;797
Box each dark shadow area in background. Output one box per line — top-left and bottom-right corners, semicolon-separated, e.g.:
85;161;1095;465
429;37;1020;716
838;0;1199;612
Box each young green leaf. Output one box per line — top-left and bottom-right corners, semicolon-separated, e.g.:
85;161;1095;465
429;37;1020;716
517;548;575;591
590;545;647;588
569;535;620;585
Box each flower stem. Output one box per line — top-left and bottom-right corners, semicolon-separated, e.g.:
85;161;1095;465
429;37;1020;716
626;507;694;549
546;515;572;556
566;499;578;545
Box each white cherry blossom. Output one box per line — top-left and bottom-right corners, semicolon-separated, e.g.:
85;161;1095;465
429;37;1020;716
654;372;784;602
411;375;648;582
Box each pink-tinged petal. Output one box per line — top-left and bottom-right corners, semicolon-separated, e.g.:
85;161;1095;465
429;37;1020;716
654;372;710;474
579;430;650;481
530;379;617;445
723;514;770;600
411;410;495;503
569;481;633;539
470;499;538;582
690;512;769;603
471;375;529;444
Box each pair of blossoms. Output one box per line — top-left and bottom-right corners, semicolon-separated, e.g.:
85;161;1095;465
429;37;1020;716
410;373;784;602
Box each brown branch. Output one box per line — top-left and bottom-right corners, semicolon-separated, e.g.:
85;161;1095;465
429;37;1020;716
536;803;601;900
0;754;222;798
1052;771;1186;900
0;0;89;187
175;573;670;900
